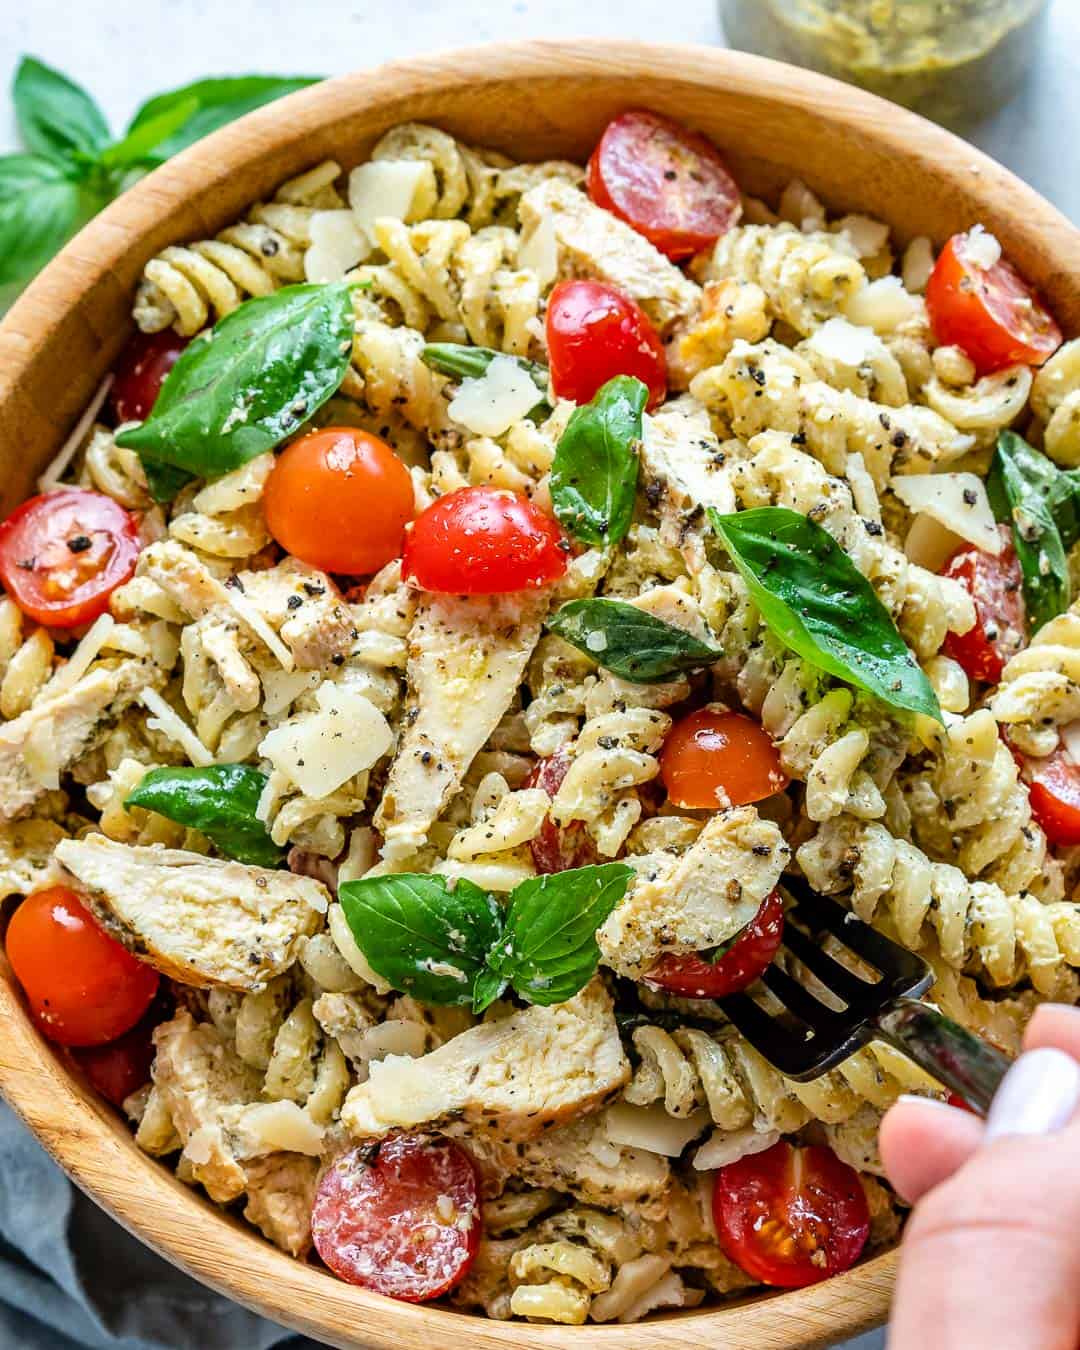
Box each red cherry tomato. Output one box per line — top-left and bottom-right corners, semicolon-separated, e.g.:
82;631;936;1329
402;486;568;594
312;1135;481;1300
926;232;1062;376
940;527;1026;684
645;889;785;999
525;748;599;875
264;427;415;575
5;887;158;1048
587;109;741;260
713;1140;870;1288
660;707;789;810
1023;747;1080;847
108;329;188;424
72;1020;156;1106
545;280;667;411
0;488;141;629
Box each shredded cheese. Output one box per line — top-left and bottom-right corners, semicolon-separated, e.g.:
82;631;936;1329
964;224;1003;271
258;681;393;798
37;614;115;703
892;472;1001;554
139;688;214;767
218;586;295;671
38;376;113;490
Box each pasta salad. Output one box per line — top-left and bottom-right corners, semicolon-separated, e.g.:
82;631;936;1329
3;106;1079;1322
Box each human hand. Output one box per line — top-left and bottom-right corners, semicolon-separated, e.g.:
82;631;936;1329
881;1004;1080;1350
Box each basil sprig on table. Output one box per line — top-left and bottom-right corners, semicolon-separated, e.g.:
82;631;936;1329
125;763;283;867
550;376;648;548
3;58;318;301
709;506;943;722
987;430;1080;632
338;863;632;1013
547;598;723;683
116;282;355;499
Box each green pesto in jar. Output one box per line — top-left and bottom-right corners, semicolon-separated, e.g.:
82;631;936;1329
720;0;1049;127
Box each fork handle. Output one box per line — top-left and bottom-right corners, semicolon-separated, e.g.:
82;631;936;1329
874;998;1012;1116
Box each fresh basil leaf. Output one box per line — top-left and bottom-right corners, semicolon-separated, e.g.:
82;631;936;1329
139;457;195;505
489;864;633;1006
550;376;647;548
704;923;746;964
99;97;200;169
421;342;548;392
0;154;88;288
547;597;722;683
470;966;508;1015
116;282;355;479
987;430;1076;630
14;57;111;161
125;763;282;867
339;874;503;1007
126;76;321;162
710;506;942;722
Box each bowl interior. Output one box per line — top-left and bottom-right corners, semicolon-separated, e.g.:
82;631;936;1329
1;38;1079;1350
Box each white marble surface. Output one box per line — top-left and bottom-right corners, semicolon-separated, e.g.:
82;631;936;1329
0;4;1076;1349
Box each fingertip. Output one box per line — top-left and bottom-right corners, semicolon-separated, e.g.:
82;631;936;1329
1024;1003;1080;1059
880;1095;984;1204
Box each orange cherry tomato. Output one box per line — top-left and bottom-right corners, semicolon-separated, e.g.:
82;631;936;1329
587;109;741;260
5;887;158;1047
264;427;415;575
940;526;1026;685
402;486;568;594
660;707;788;810
713;1141;870;1288
545;280;667;411
525;748;599;874
109;329;188;424
0;488;141;629
645;889;785;999
926;232;1062;376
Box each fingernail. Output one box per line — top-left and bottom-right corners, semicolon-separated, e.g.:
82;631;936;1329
896;1093;956;1112
984;1047;1080;1142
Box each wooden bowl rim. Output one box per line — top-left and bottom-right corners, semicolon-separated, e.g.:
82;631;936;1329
1;36;1078;1349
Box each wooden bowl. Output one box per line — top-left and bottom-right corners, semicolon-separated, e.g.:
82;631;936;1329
1;38;1078;1350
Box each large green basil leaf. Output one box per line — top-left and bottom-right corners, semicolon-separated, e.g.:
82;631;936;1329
116;283;355;488
338;874;503;1008
99;97;200;170
987;430;1078;631
14;57;111;161
710;506;942;722
488;864;632;1007
0;155;90;288
547;597;722;683
125;764;282;867
550;376;647;548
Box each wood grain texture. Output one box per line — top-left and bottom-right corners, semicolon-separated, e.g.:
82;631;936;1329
0;38;1077;1349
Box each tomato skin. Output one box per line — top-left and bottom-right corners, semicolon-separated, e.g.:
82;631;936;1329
587;109;741;260
940;528;1026;684
926;232;1062;376
660;707;789;810
402;487;568;594
264;427;415;576
5;887;159;1048
72;1019;156;1107
0;488;141;629
312;1135;481;1300
713;1140;870;1288
645;889;784;999
109;330;188;424
545;280;667;412
525;749;599;874
1023;747;1080;846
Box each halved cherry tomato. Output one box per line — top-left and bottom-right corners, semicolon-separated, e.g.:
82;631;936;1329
940;527;1026;684
5;886;158;1048
72;1018;156;1107
109;329;188;424
713;1140;870;1288
645;889;785;999
926;231;1062;375
264;427;415;575
525;748;599;874
312;1135;481;1300
402;486;568;594
660;707;789;810
0;488;141;628
1023;746;1080;847
587;109;741;260
545;280;667;411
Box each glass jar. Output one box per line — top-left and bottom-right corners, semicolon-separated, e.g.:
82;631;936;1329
719;0;1050;127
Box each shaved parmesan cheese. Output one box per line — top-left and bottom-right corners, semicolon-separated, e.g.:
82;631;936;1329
964;224;1002;270
517;212;558;289
38;376;113;490
348;160;437;235
38;614;115;702
350;1020;429;1080
258;681;392;798
448;355;542;437
604;1102;710;1157
804;316;887;367
892;473;1001;554
260;667;321;717
903;511;964;572
694;1125;780;1171
304;209;371;283
835;214;890;260
139;688;215;766
902;236;935;294
230;1100;324;1157
843;276;925;333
